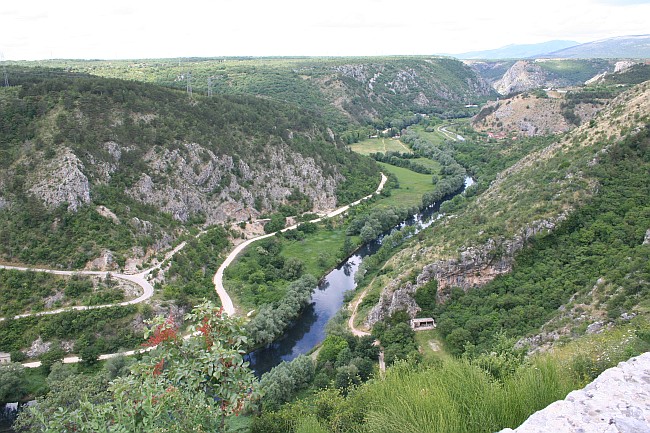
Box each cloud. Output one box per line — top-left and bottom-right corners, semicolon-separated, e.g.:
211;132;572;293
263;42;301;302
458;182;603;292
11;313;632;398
594;0;650;4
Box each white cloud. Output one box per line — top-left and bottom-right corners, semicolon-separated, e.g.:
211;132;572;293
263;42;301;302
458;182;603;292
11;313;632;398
0;0;648;60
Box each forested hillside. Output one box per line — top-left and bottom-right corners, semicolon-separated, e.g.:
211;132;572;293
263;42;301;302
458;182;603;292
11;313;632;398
0;67;379;268
13;57;496;128
364;80;650;354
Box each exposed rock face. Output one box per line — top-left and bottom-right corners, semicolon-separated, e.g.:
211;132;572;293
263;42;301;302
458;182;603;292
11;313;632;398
84;249;118;271
499;352;650;433
473;93;600;137
366;217;564;327
643;229;650;245
24;337;51;358
366;280;420;326
28;148;91;211
494;61;549;95
126;142;340;224
494;60;579;95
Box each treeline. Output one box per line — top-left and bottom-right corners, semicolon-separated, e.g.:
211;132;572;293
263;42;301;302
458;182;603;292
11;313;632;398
369;151;434;174
430;126;650;356
346;206;419;243
246;274;317;346
161;226;231;307
0;305;142;362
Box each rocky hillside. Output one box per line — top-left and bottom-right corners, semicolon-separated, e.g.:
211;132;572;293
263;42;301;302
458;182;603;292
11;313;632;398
0;68;379;268
473;62;650;137
365;80;650;335
492;60;613;95
472;91;600;137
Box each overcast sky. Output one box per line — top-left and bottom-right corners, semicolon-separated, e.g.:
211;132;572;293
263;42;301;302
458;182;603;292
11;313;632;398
1;0;649;60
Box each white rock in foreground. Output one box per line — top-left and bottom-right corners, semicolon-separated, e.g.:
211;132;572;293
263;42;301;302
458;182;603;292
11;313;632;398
500;352;650;433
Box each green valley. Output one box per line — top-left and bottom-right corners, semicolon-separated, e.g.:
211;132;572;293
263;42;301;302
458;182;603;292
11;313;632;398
1;52;649;433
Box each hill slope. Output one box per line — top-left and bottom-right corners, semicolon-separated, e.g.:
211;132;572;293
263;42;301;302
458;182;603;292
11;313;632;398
17;57;497;127
454;40;579;60
544;34;650;59
0;67;379;269
364;80;650;353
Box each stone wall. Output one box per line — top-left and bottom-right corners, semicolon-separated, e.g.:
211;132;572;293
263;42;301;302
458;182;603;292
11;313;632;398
499;352;650;433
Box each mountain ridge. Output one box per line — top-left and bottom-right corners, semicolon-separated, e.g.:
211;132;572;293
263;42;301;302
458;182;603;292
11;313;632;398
452;35;650;60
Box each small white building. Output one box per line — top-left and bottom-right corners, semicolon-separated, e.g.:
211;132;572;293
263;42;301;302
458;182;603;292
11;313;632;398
410;318;436;331
0;352;11;363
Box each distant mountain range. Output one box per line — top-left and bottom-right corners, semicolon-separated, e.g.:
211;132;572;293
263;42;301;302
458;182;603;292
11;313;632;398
454;40;579;60
453;35;650;60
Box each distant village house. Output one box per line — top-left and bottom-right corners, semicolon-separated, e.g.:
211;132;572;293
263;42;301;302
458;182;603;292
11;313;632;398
410;318;436;331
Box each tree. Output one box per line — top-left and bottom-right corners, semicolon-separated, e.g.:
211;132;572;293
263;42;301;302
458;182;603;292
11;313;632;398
318;335;349;365
283;257;305;280
28;301;261;432
0;363;27;403
264;213;286;234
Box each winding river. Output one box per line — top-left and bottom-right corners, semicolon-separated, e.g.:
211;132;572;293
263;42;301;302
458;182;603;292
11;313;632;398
247;177;474;375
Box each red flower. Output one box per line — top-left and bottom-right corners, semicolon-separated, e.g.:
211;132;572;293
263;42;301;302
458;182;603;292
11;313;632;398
153;358;164;376
143;315;178;348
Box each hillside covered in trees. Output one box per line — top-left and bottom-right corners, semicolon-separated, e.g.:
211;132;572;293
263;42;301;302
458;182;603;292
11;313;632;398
14;57;497;129
0;66;379;268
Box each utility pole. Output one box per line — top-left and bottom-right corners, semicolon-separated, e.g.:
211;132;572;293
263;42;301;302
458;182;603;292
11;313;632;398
186;71;192;97
207;76;213;97
0;53;8;87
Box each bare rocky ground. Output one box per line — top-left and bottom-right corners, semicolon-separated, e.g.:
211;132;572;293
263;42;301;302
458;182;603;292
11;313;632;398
499;352;650;433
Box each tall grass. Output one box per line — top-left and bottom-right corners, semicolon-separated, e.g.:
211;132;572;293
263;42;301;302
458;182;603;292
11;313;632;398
355;357;575;433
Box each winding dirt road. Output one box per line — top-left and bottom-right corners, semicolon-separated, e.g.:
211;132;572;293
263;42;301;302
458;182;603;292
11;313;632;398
7;173;386;367
0;241;188;322
213;173;387;316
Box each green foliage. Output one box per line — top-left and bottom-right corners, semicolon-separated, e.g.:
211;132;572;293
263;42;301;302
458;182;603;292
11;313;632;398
18;57;494;130
265;213;287;234
414;279;438;317
15;365;111;432
260;355;315;411
254;354;576;433
163;226;230;306
246;275;317;346
0;271;128;315
435;126;650;355
317;335;349;365
0;363;27;403
0;306;141;357
370;151;435;174
21;301;260;432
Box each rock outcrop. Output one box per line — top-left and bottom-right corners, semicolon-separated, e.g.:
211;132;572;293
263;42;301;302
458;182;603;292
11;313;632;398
28;148;91;212
499;352;650;433
494;61;550;95
366;217;564;327
126;142;340;224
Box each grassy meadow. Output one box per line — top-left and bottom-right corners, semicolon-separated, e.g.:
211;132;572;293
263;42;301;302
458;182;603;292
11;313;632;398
350;137;412;155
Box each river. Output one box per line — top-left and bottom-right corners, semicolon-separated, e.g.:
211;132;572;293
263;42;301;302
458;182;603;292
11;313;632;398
247;177;474;375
